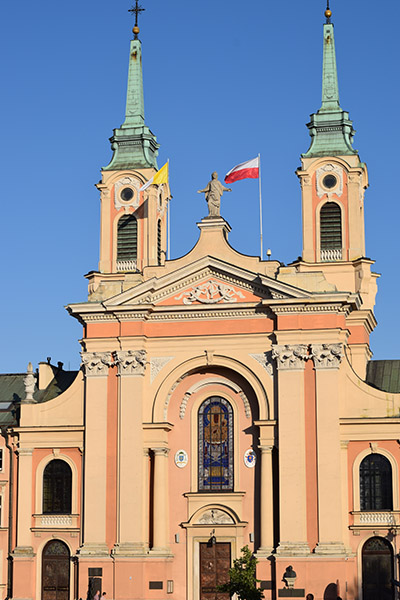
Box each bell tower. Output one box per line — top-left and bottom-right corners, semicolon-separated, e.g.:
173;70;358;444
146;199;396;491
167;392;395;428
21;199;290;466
294;4;379;376
87;6;170;301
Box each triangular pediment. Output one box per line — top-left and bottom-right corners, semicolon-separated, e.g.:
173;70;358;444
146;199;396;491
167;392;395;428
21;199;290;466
104;257;311;309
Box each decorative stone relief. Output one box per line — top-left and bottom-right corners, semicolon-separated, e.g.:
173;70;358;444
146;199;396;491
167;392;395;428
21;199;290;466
23;363;36;402
175;280;245;305
250;352;273;376
114;176;140;210
113;350;147;376
81;352;112;377
150;356;174;383
271;345;308;370
179;392;192;419
239;392;251;419
310;343;343;369
197;509;234;525
316;163;343;199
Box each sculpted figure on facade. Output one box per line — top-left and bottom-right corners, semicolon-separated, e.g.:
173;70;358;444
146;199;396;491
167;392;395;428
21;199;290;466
197;172;231;217
272;344;308;370
113;350;147;375
310;343;343;369
81;352;112;377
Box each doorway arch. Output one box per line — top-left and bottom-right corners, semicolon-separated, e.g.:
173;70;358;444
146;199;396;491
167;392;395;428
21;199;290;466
362;536;394;600
42;539;70;600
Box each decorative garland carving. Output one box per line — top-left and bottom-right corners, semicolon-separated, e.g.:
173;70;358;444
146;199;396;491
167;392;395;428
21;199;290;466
316;163;343;199
81;352;112;377
174;280;245;305
250;353;274;376
113;350;147;376
150;356;174;383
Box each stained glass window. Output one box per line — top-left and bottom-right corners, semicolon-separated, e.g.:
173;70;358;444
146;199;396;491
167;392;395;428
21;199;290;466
43;459;72;514
360;454;393;511
198;396;233;491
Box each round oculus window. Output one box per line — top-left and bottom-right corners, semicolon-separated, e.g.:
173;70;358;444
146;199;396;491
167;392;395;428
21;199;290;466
120;187;134;202
322;174;337;189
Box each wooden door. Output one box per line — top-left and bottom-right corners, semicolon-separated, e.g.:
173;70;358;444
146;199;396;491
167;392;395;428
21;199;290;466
362;536;394;600
200;542;231;600
42;540;70;600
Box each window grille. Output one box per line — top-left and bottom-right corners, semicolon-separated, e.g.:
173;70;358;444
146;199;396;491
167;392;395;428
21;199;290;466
117;215;138;261
43;460;72;514
360;454;393;511
198;397;233;492
320;202;342;260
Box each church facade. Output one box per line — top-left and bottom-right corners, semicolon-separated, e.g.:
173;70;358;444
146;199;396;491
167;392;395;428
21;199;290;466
1;6;400;600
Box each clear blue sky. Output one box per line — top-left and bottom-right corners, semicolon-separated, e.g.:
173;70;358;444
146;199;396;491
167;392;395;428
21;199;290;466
0;1;399;373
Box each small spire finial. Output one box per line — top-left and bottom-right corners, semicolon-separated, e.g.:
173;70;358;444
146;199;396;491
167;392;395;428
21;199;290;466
129;0;145;40
325;0;332;23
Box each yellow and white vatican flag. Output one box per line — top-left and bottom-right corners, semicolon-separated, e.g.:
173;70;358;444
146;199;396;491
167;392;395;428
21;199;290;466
139;161;169;191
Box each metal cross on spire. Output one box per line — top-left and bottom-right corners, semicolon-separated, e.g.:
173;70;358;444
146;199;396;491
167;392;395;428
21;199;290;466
325;0;332;24
129;0;145;39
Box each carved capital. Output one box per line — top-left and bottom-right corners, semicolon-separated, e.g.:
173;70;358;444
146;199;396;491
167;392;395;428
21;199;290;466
258;445;274;455
18;447;33;457
113;350;147;376
81;352;112;377
152;447;170;457
311;343;343;369
272;344;308;370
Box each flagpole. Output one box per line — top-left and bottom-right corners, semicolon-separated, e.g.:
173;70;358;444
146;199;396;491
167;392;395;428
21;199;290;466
167;160;170;260
258;153;263;260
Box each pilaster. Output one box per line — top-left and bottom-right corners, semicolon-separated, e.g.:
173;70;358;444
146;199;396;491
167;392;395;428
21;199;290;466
272;345;310;556
79;352;111;557
14;447;34;554
113;350;147;556
311;344;347;555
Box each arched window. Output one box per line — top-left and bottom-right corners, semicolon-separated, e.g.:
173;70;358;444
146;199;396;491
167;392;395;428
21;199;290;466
360;454;393;511
320;202;342;261
43;459;72;514
157;220;162;265
198;396;233;492
117;215;137;262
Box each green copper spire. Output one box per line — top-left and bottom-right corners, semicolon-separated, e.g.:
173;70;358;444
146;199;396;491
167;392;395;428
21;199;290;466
104;7;159;171
303;6;356;158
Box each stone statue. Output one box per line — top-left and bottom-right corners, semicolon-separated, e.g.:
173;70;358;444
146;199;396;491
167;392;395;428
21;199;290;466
198;172;231;217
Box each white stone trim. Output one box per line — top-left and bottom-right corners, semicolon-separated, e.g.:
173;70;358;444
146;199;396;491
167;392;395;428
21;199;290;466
35;453;79;518
352;446;398;513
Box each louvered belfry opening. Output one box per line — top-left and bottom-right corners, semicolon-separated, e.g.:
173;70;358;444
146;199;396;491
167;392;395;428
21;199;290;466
320;201;342;261
117;215;138;270
157;220;162;265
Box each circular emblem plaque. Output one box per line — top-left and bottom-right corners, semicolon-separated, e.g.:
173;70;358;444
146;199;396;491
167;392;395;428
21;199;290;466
175;449;188;468
244;448;256;468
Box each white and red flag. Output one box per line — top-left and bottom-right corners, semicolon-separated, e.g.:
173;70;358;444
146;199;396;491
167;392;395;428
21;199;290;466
224;157;260;184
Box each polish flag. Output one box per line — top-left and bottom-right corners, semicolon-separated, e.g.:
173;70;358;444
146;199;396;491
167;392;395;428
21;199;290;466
224;157;259;184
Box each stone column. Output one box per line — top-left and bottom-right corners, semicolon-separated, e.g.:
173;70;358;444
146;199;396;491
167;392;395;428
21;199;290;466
113;350;147;555
14;447;34;553
143;448;151;552
272;344;310;556
257;445;274;555
151;447;170;554
311;343;346;555
80;352;111;556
